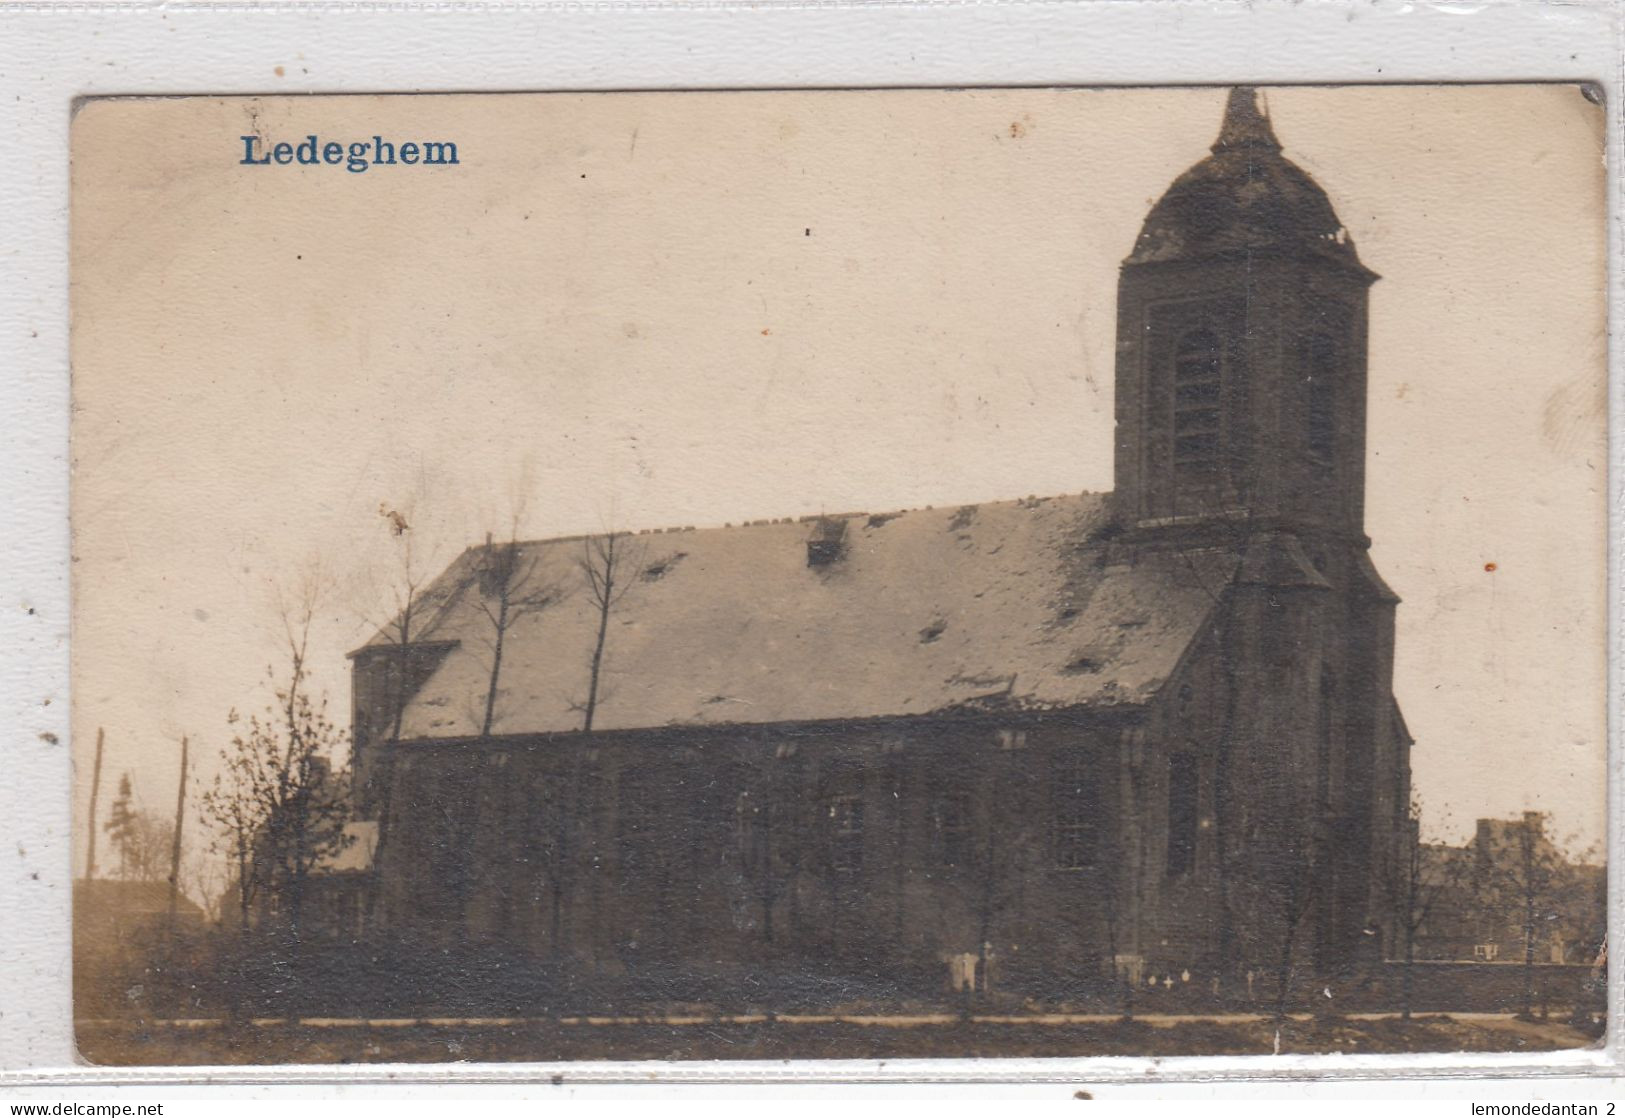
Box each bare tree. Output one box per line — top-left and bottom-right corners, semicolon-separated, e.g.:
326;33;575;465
574;531;646;732
1381;795;1469;1021
204;700;350;939
1224;794;1322;1044
512;525;648;955
428;522;563;948
470;529;561;738
181;836;229;923
103;773;174;883
358;508;437;795
353;508;447;922
200;747;267;933
1477;813;1570;1020
199;581;352;940
1269;836;1319;1039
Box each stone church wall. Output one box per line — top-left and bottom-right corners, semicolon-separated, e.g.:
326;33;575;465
371;711;1150;995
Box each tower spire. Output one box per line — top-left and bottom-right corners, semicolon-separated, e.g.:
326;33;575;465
1212;86;1281;154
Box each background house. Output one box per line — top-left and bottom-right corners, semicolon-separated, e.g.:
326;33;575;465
72;879;206;1017
1413;812;1605;966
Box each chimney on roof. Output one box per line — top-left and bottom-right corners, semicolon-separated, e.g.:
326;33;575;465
806;517;848;568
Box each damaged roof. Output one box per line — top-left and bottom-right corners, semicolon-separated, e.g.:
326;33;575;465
362;493;1233;739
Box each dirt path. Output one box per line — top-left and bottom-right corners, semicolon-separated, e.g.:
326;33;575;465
75;1011;1600;1065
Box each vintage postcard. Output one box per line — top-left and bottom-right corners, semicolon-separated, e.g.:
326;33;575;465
68;85;1607;1066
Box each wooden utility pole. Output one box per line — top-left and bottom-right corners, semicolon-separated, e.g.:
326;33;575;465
166;735;189;929
85;728;105;881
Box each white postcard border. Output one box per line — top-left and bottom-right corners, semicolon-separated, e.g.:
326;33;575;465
1;0;1619;1092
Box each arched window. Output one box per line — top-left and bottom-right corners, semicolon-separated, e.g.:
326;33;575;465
617;767;662;883
1303;333;1338;473
1173;330;1223;481
1166;751;1199;877
826;793;864;873
931;784;972;868
1051;751;1099;870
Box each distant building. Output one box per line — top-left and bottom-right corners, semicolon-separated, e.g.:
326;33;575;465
1413;812;1605;966
73;879;208;1018
351;89;1414;993
300;821;379;942
74;879;205;960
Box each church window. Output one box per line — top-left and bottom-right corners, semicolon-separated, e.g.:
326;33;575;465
734;787;763;844
827;794;864;873
737;768;778;848
616;769;659;879
576;767;605;841
1173;330;1223;480
932;786;972;867
1304;333;1338;473
1052;752;1098;870
1166;752;1199;877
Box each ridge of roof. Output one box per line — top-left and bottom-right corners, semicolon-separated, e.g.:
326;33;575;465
475;491;1106;552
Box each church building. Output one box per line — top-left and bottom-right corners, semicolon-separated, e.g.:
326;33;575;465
350;88;1414;997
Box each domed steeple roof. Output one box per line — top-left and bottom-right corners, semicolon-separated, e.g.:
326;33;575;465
1127;88;1370;273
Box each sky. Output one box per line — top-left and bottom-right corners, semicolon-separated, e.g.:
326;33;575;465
69;85;1608;882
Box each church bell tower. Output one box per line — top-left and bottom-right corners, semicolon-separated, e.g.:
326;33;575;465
1113;87;1379;546
1111;88;1410;978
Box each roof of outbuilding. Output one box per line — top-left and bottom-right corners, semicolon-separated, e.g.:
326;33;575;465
74;878;205;919
315;821;379;875
363;493;1235;740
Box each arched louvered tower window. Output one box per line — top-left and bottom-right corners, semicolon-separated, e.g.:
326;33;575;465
1303;332;1339;475
1173;329;1223;484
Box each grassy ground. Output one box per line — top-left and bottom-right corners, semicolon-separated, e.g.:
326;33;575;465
76;1012;1599;1066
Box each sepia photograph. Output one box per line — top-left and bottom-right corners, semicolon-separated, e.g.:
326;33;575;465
67;83;1608;1065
